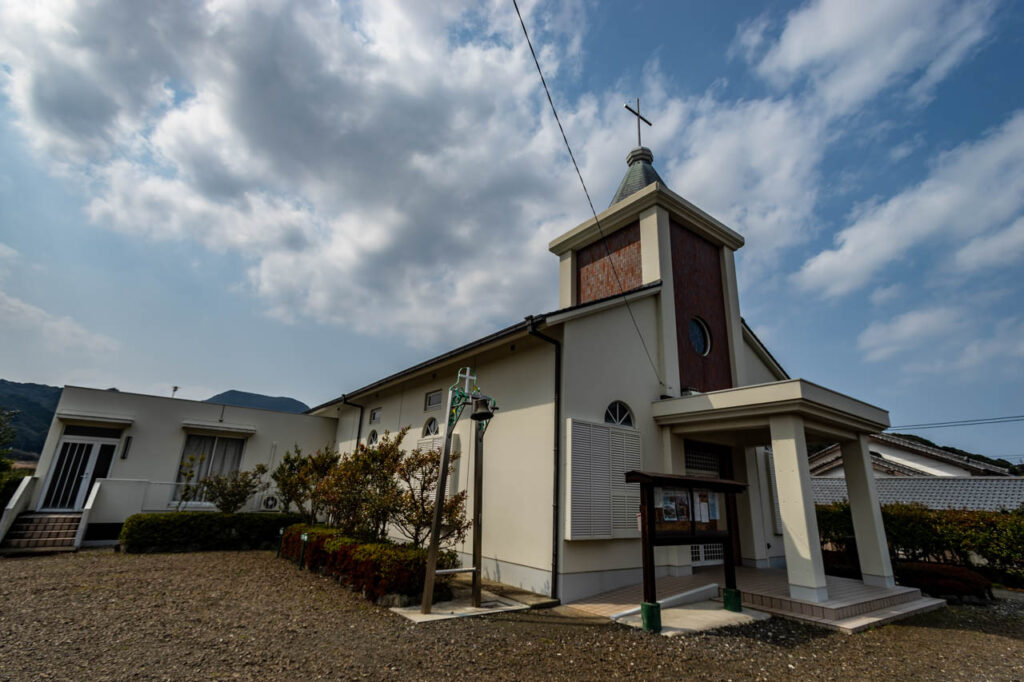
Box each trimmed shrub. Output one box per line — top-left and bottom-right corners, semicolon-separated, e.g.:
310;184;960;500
895;562;993;600
816;502;1024;587
279;524;458;602
119;511;303;553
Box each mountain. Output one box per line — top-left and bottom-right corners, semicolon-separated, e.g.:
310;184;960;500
0;380;62;460
205;390;309;414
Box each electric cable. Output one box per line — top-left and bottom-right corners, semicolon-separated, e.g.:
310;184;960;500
512;0;668;391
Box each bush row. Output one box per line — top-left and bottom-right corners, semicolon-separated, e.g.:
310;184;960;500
119;511;303;553
279;524;458;602
817;502;1024;586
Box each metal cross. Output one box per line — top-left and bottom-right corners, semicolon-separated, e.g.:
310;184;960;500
623;97;652;147
457;366;477;394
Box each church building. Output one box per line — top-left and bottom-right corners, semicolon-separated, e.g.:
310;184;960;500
3;143;942;629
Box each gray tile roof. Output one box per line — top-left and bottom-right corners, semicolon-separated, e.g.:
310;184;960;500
813;476;1024;511
610;147;665;206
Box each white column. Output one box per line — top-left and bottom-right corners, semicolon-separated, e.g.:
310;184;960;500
640;205;679;397
558;251;576;309
735;446;770;567
769;415;829;602
841;435;895;587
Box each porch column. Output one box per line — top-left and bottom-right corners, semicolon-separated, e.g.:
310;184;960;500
735;446;770;567
841;435;895;587
769;415;829;602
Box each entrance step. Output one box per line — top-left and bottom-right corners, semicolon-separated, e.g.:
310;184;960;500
0;512;82;554
729;582;923;621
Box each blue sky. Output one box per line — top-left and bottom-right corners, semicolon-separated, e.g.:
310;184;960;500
0;0;1022;460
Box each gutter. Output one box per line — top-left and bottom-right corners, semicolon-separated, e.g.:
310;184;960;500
526;315;562;602
339;395;364;450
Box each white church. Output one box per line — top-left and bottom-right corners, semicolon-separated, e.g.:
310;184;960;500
1;144;943;630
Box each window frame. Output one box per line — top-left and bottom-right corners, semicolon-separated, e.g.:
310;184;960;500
604;400;635;428
689;317;711;357
422;417;440;437
173;433;247;504
424;389;443;411
367;430;379;446
369;407;382;424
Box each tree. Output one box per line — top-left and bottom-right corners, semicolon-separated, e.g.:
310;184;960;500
202;464;269;514
393;445;470;549
314;429;404;541
270;445;337;522
0;408;16;460
175;453;206;511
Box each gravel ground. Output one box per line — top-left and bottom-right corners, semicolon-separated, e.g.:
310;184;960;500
1;550;1022;681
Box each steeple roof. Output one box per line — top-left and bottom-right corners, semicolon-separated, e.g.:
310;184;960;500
609;146;664;206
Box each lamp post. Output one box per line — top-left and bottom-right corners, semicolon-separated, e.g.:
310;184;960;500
420;368;498;614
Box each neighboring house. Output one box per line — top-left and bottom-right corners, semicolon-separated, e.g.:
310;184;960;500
3;144;939;627
810;433;1011;478
0;387;336;550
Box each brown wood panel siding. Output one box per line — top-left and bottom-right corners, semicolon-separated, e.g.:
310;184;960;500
671;220;733;392
575;222;642;304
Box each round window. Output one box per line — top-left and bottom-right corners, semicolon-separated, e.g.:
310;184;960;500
689;318;711;356
423;418;439;437
367;430;379;446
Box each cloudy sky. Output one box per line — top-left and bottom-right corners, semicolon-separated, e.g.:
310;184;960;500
1;0;1022;459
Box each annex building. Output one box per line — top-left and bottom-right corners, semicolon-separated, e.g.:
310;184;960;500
2;144;944;628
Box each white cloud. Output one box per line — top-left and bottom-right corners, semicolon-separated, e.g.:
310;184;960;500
0;0;1004;350
954;216;1024;271
857;306;962;361
0;288;120;355
870;283;904;306
755;0;994;114
889;134;924;162
795;111;1024;297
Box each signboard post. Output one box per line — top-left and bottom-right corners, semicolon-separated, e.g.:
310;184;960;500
625;470;748;632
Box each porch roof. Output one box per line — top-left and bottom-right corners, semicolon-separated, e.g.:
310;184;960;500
651;379;889;444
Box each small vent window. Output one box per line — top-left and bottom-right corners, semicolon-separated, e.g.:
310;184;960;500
604;401;634;428
425;390;443;411
369;408;382;424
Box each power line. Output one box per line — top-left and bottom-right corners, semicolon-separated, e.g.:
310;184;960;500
886;414;1024;431
512;0;668;391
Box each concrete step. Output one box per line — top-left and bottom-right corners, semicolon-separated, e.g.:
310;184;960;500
6;529;79;540
10;522;80;533
823;596;947;634
0;546;77;558
1;537;77;549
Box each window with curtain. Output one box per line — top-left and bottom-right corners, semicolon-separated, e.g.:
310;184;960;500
174;434;246;501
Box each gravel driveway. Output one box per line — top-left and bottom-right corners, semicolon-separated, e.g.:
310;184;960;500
1;550;1021;680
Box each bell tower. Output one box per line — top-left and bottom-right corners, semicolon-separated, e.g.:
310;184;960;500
548;143;748;395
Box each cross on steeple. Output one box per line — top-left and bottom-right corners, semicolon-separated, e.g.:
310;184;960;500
623;97;652;148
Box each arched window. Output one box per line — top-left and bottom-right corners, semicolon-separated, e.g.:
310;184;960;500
604;401;634;427
366;430;379;446
423;417;440;437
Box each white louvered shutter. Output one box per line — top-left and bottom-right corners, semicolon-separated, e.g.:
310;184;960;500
570;421;593;538
417;434;460;497
610;428;641;532
589;424;612;537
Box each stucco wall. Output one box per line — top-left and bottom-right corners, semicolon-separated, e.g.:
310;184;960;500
330;339;558;592
33;386;338;516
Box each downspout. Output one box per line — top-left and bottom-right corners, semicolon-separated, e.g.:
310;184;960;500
526;315;562;601
339;395;364;449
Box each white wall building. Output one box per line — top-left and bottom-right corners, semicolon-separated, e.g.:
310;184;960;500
3;145;943;627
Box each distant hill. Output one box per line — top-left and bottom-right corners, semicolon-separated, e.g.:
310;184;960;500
205;390;309;414
0;380;62;460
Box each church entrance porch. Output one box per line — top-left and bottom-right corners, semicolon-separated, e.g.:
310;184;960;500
653;379;900;604
568;565;943;634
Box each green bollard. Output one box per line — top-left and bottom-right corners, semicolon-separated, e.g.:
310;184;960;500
299;532;308;569
641;601;662;633
723;588;742;613
276;527;284;558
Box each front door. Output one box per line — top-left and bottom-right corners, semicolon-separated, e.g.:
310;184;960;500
38;438;117;511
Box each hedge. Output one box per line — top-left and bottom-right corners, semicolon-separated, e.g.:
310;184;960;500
279;524;459;602
119;511;303;553
817;502;1024;587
